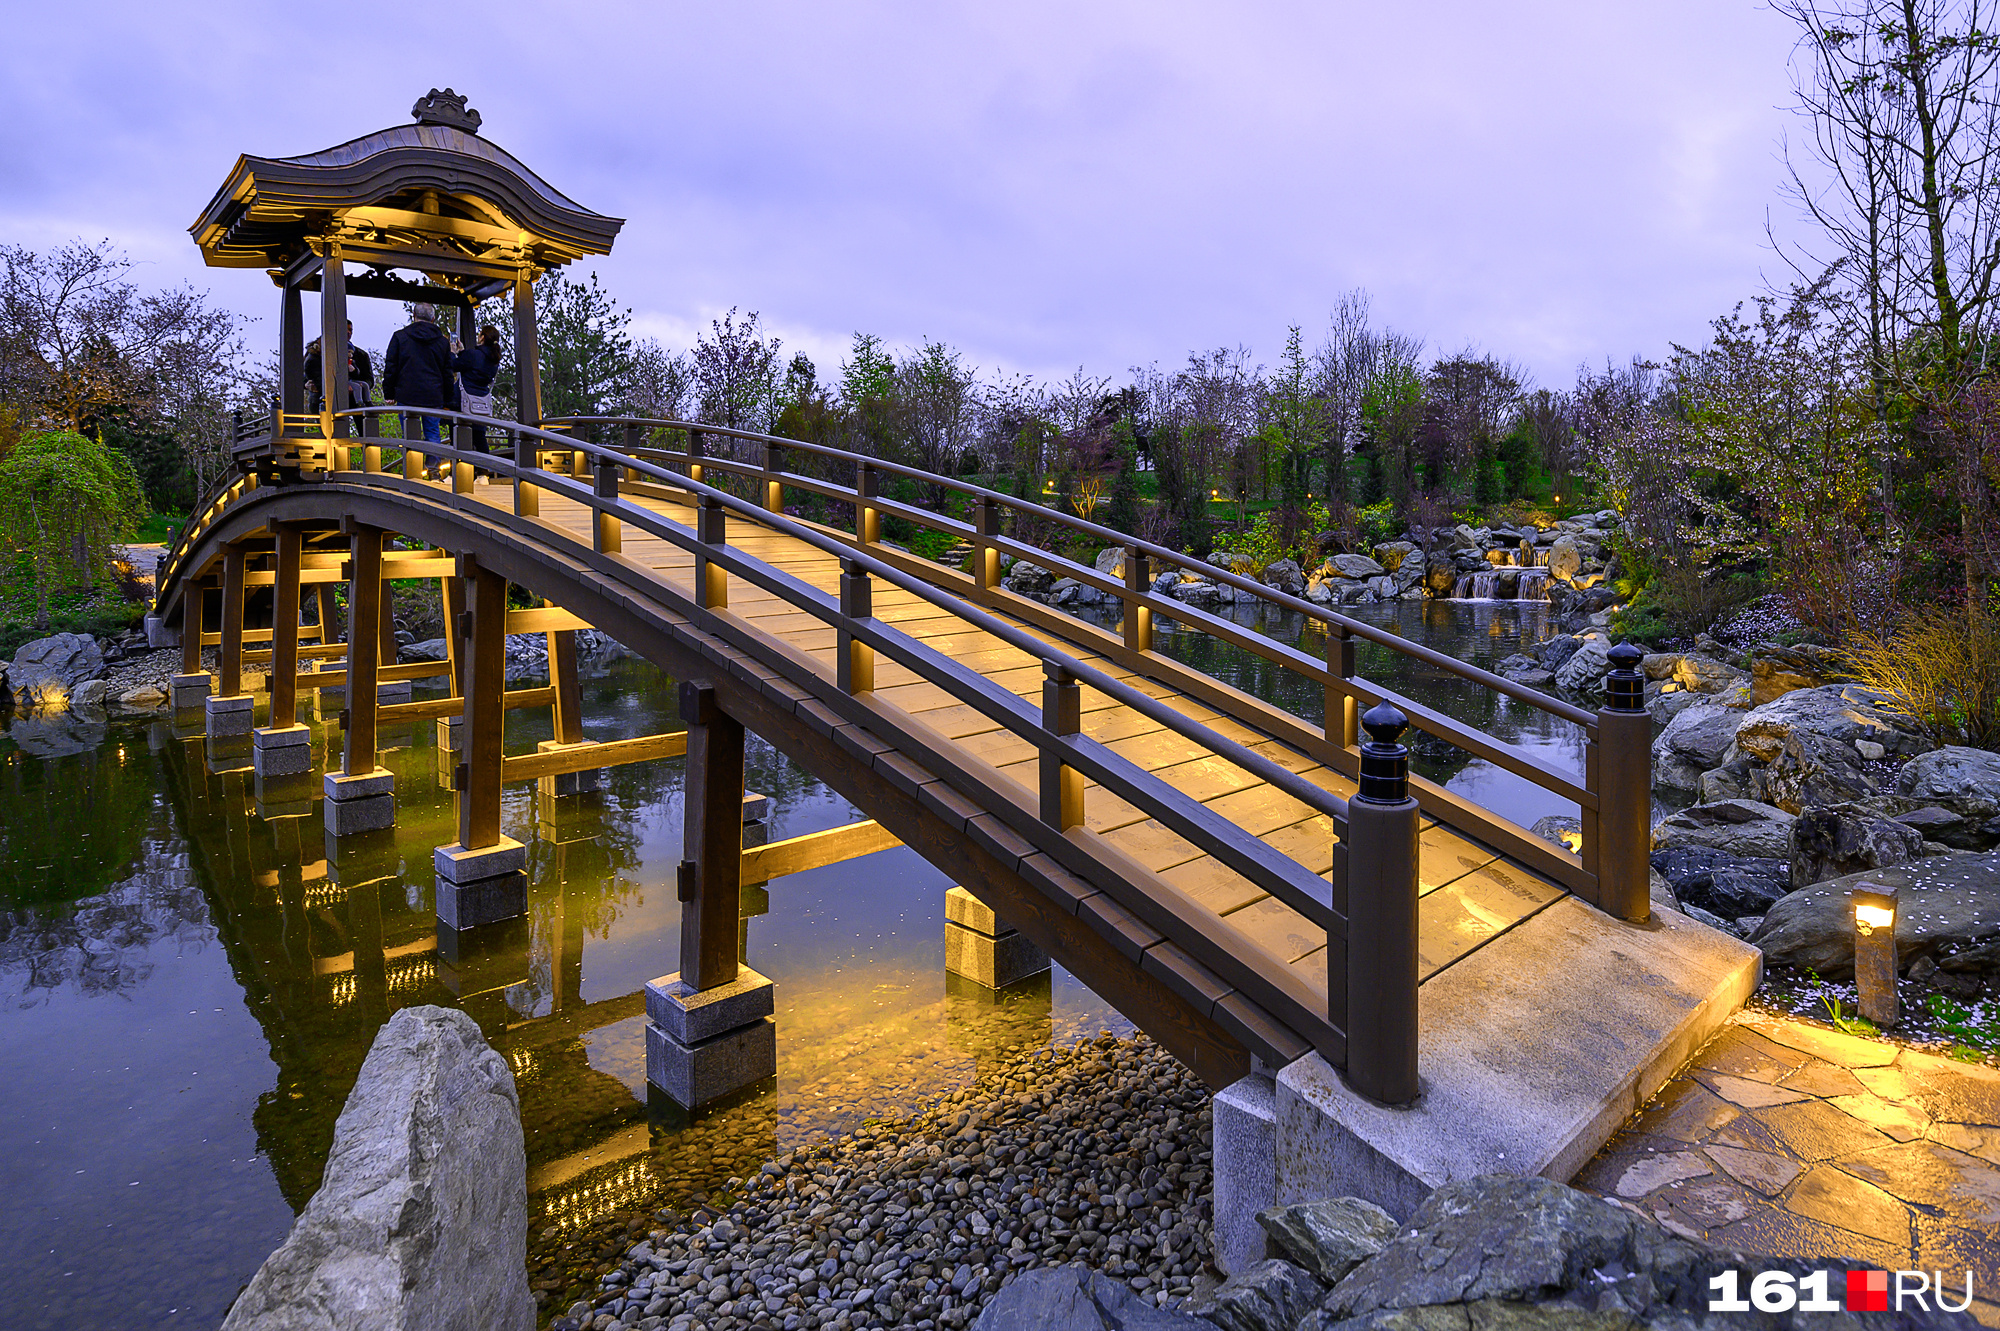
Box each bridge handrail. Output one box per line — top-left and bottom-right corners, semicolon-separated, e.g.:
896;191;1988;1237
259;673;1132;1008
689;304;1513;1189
548;414;1600;733
203;408;1353;954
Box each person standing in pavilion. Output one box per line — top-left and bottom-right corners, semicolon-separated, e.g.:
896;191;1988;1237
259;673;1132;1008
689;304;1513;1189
452;323;504;452
382;303;459;444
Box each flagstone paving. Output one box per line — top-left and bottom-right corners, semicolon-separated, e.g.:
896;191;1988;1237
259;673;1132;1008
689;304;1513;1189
1576;1013;2000;1325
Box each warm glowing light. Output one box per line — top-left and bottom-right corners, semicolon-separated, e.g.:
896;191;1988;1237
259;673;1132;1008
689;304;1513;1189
1855;903;1895;930
1559;831;1582;852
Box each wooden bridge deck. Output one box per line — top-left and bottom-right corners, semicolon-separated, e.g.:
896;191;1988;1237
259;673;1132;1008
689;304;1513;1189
526;481;1566;996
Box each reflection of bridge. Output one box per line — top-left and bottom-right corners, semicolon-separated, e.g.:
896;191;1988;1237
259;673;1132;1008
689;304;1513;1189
156;91;1758;1253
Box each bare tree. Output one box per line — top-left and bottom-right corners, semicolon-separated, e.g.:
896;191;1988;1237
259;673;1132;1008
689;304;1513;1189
692;308;781;438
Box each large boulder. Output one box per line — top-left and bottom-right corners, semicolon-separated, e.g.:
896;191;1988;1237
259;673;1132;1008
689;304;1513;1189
1672;653;1750;698
1209;549;1259;578
1651;846;1791;920
1750;641;1847;705
1552;633;1612;695
1316;1175;1965;1329
1256;1199;1397;1286
222;1006;531;1331
1735;683;1923;764
970;1264;1210;1330
1004;560;1057;597
9;632;104;712
1092;546;1127;579
1371;540;1419;574
1750;849;2000;979
1260;558;1304;598
1329;553;1384;580
1651;799;1797;860
1652;704;1743;792
1546;533;1584;583
1749;728;1876;813
1423;557;1456;595
1790;802;1925;890
1898;746;2000;821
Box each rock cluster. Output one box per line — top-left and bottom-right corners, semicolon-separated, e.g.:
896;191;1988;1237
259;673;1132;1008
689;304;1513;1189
563;1035;1213;1331
7;632;105;712
975;1175;1977;1330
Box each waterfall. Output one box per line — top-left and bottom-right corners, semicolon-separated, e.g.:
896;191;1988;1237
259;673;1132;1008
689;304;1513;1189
1516;568;1551;601
1451;571;1501;599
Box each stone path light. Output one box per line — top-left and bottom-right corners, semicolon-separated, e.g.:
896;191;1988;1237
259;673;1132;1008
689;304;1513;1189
1852;881;1899;1028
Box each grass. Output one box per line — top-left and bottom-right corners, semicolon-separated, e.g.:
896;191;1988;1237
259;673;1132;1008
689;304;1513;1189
134;510;185;545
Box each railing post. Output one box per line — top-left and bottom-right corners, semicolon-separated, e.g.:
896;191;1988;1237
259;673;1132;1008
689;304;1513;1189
1591;641;1652;923
764;440;786;513
695;494;728;609
1039;663;1084;831
361;412;382;474
1327;624;1359;750
1345;701;1420;1106
837;558;875;693
856;461;880;545
515;429;541;517
623;421;641;459
973;497;1002;589
1122;544;1151;653
593;454;623;554
687;427;705;486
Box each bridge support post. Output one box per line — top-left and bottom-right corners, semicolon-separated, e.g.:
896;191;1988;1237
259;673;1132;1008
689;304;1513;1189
1590;643;1652;924
593;454;622;553
324;522;394;838
253;523;312;778
943;886;1050;989
535;625;599;796
855;461;879;545
763;440;785;513
172;580;213;714
432;555;528;929
204;545;254;737
644;680;776;1109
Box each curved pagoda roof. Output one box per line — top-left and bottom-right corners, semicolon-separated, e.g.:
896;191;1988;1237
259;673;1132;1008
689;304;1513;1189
189;89;622;292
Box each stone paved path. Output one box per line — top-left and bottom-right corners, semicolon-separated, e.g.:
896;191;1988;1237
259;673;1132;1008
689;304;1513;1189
1577;1012;2000;1325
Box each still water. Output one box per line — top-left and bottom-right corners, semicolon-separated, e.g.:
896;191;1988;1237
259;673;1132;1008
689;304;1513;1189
0;596;1585;1328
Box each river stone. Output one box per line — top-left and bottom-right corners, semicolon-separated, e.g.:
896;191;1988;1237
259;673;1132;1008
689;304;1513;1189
71;678;109;709
1749;728;1875;814
1898;746;2000;821
1261;558;1304;598
1749;849;2000;979
1330;553;1384;580
1188;1258;1325;1331
1255;1198;1397;1285
1790;802;1924;890
118;684;167;710
971;1264;1210;1330
220;1006;532;1331
1552;634;1612;695
1306;578;1335;603
1176;581;1220;606
1536;635;1583;672
1651;799;1797;860
9;632;104;711
1895;803;2000;851
1734;684;1919;763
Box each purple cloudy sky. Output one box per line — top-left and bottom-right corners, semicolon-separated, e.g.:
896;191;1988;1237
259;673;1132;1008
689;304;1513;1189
1;2;1813;390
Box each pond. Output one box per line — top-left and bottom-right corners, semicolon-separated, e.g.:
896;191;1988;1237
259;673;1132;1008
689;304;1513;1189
0;595;1595;1328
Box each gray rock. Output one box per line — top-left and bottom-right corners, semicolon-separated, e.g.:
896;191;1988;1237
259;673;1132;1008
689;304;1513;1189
1898;746;2000;821
1546;534;1583;583
1005;561;1057;596
1749;849;2000;978
1209;549;1259;577
1654;703;1742;773
1895;803;1999;851
1153;570;1182;595
1094;546;1128;579
971;1264;1209;1331
1536;635;1583;672
1187;1259;1324;1331
1424;557;1456;595
1175;581;1220;607
1672;654;1750;697
71;678;109;709
221;1006;532;1331
1530;815;1581;851
1646;687;1707;725
1749;729;1875;814
1651;846;1790;919
1790;802;1925;889
1330;554;1385;580
1255;1198;1397;1285
1305;579;1335;604
1371;541;1420;574
1651;799;1797;860
1700;753;1758;803
9;632;104;712
1734;684;1921;764
1640;652;1682;681
1260;559;1304;598
1552;634;1612;695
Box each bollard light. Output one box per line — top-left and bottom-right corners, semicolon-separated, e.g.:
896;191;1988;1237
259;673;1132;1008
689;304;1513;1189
1852;881;1899;1028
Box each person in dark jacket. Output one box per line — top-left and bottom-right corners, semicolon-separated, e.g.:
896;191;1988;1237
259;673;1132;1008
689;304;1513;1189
382;304;459;443
303;321;373;411
452;324;503;451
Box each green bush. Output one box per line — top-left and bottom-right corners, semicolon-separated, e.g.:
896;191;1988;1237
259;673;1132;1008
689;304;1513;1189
0;430;146;627
1355;499;1400;548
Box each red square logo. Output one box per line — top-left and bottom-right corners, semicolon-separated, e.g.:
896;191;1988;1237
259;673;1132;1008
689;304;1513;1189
1847;1270;1889;1312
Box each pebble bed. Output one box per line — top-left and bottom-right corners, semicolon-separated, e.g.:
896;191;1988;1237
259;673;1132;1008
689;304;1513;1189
551;1034;1215;1331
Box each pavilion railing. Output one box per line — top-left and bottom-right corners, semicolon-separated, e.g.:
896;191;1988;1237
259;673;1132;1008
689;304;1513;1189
154;405;1452;1101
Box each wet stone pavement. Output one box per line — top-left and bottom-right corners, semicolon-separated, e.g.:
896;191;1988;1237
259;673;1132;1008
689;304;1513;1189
1577;1012;2000;1326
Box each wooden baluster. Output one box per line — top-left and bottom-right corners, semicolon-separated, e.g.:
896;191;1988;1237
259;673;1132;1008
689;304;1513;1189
677;680;744;991
515;429;541;517
837;559;874;693
687;427;705;486
594;454;623;554
696;495;727;609
1039;663;1083;831
856;462;879;545
1327;624;1359;751
1122;544;1151;653
361;412;382;473
1344;702;1420;1106
973;497;1001;589
764;440;785;513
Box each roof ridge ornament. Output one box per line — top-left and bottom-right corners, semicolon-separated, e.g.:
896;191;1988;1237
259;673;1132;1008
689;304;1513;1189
412;89;481;134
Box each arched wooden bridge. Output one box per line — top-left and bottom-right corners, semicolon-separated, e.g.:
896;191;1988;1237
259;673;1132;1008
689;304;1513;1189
152;406;1656;1107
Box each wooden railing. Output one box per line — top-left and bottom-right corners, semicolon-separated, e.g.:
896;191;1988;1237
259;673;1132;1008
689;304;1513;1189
155;405;1456;1101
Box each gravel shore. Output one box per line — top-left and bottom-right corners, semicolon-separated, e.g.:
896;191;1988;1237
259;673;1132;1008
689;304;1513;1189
552;1033;1216;1331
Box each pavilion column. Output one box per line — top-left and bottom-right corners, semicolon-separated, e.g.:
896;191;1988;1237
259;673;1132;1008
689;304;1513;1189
323;521;393;837
281;285;305;414
645;679;776;1109
252;523;312;778
433;555;527;930
204;545;254;737
513;272;542;430
320;243;349;446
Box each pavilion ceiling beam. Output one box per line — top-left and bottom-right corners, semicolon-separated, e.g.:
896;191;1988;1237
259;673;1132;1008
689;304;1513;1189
339;205;526;252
